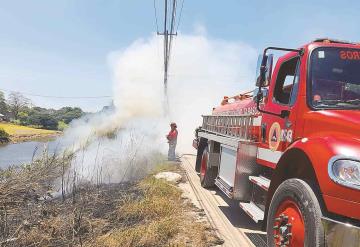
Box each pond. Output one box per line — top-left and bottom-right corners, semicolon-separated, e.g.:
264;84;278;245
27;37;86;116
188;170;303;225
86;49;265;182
0;140;63;169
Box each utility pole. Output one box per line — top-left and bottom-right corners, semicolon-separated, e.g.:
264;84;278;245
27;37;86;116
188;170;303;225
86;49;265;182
157;0;177;115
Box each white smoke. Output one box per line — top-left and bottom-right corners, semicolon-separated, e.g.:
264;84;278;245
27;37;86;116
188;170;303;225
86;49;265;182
59;27;257;183
109;31;257;153
164;34;257;151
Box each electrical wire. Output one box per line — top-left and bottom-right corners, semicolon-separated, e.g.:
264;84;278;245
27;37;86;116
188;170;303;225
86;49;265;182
167;0;177;67
156;0;185;115
175;0;184;33
153;0;159;33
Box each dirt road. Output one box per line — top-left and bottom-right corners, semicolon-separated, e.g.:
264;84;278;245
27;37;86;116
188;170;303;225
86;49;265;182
181;155;268;247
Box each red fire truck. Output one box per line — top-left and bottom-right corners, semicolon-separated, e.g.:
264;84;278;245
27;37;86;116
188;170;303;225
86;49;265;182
192;39;360;246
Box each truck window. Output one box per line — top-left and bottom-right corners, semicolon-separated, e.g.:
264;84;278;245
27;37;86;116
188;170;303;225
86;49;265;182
309;47;360;109
273;57;300;105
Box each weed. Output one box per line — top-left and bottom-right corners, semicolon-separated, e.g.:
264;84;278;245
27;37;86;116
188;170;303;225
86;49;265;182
97;166;219;247
0;155;219;247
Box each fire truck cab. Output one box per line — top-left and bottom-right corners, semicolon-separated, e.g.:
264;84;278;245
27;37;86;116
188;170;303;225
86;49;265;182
193;39;360;246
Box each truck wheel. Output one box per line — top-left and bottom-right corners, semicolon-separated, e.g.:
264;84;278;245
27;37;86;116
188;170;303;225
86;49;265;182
267;179;324;247
200;146;218;188
195;138;207;172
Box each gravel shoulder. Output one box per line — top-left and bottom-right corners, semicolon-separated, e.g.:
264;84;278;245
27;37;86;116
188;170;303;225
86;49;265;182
181;155;267;247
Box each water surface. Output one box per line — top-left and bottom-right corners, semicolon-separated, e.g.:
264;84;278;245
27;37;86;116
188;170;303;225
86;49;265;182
0;140;63;169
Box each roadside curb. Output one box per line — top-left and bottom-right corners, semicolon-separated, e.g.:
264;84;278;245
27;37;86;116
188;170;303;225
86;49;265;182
181;155;255;247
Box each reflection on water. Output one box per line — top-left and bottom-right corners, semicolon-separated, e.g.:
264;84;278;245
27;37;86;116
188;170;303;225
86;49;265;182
0;140;63;169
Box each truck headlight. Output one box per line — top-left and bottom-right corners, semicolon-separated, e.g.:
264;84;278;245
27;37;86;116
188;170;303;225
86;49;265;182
328;156;360;190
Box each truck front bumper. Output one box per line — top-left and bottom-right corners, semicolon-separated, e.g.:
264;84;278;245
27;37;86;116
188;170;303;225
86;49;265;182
322;217;360;246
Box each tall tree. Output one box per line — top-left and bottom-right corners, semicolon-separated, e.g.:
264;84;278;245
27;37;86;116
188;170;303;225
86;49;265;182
0;91;7;115
7;92;30;120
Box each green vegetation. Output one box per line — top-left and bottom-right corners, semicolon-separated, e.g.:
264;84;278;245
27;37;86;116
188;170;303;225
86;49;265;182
0;90;85;131
0;91;7;116
0;122;59;143
57;120;68;131
0;127;9;142
18;106;84;130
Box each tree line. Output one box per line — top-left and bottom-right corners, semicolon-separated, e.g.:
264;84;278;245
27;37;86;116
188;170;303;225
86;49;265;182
0;91;84;130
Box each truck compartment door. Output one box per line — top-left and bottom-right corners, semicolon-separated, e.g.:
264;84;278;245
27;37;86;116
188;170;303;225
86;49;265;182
218;144;237;187
233;142;260;201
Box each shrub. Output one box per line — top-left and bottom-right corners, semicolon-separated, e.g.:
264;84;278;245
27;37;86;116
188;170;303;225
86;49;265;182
57;121;68;131
0;128;9;141
10;119;21;125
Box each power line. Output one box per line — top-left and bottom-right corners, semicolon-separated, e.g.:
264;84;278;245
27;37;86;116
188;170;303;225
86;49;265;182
153;0;159;33
154;0;185;115
175;0;184;33
157;0;179;115
168;0;177;64
0;88;112;99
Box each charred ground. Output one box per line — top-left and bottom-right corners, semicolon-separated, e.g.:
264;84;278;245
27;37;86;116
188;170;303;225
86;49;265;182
0;154;221;247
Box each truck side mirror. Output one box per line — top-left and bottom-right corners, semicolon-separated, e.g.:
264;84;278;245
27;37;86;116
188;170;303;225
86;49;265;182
255;54;273;88
255;55;262;87
253;88;269;102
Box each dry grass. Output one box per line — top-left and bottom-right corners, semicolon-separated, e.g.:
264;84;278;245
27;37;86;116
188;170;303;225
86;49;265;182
0;151;73;206
0;122;60;143
0;156;220;247
96;174;221;247
98;216;180;247
0;150;75;246
0;123;56;135
118;177;181;223
11;183;136;247
150;162;179;174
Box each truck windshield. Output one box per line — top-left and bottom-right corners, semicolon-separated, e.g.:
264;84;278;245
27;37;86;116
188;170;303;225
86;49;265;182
309;47;360;109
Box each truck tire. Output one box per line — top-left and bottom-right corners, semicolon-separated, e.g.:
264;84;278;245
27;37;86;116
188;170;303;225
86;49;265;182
266;179;324;247
195;138;207;173
200;146;218;188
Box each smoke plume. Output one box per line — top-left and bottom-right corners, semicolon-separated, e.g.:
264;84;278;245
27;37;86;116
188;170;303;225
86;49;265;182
60;27;257;183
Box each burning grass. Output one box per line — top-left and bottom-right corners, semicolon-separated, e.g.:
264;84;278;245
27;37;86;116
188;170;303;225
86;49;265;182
0;154;220;246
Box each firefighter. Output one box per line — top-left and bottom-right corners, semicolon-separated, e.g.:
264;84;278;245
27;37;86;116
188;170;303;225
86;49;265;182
221;96;229;105
166;122;178;161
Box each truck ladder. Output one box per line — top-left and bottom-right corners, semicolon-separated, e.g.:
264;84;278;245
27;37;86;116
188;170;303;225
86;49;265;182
201;114;259;141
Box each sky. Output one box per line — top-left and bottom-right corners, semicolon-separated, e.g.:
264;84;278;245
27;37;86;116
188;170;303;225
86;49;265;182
0;0;359;112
